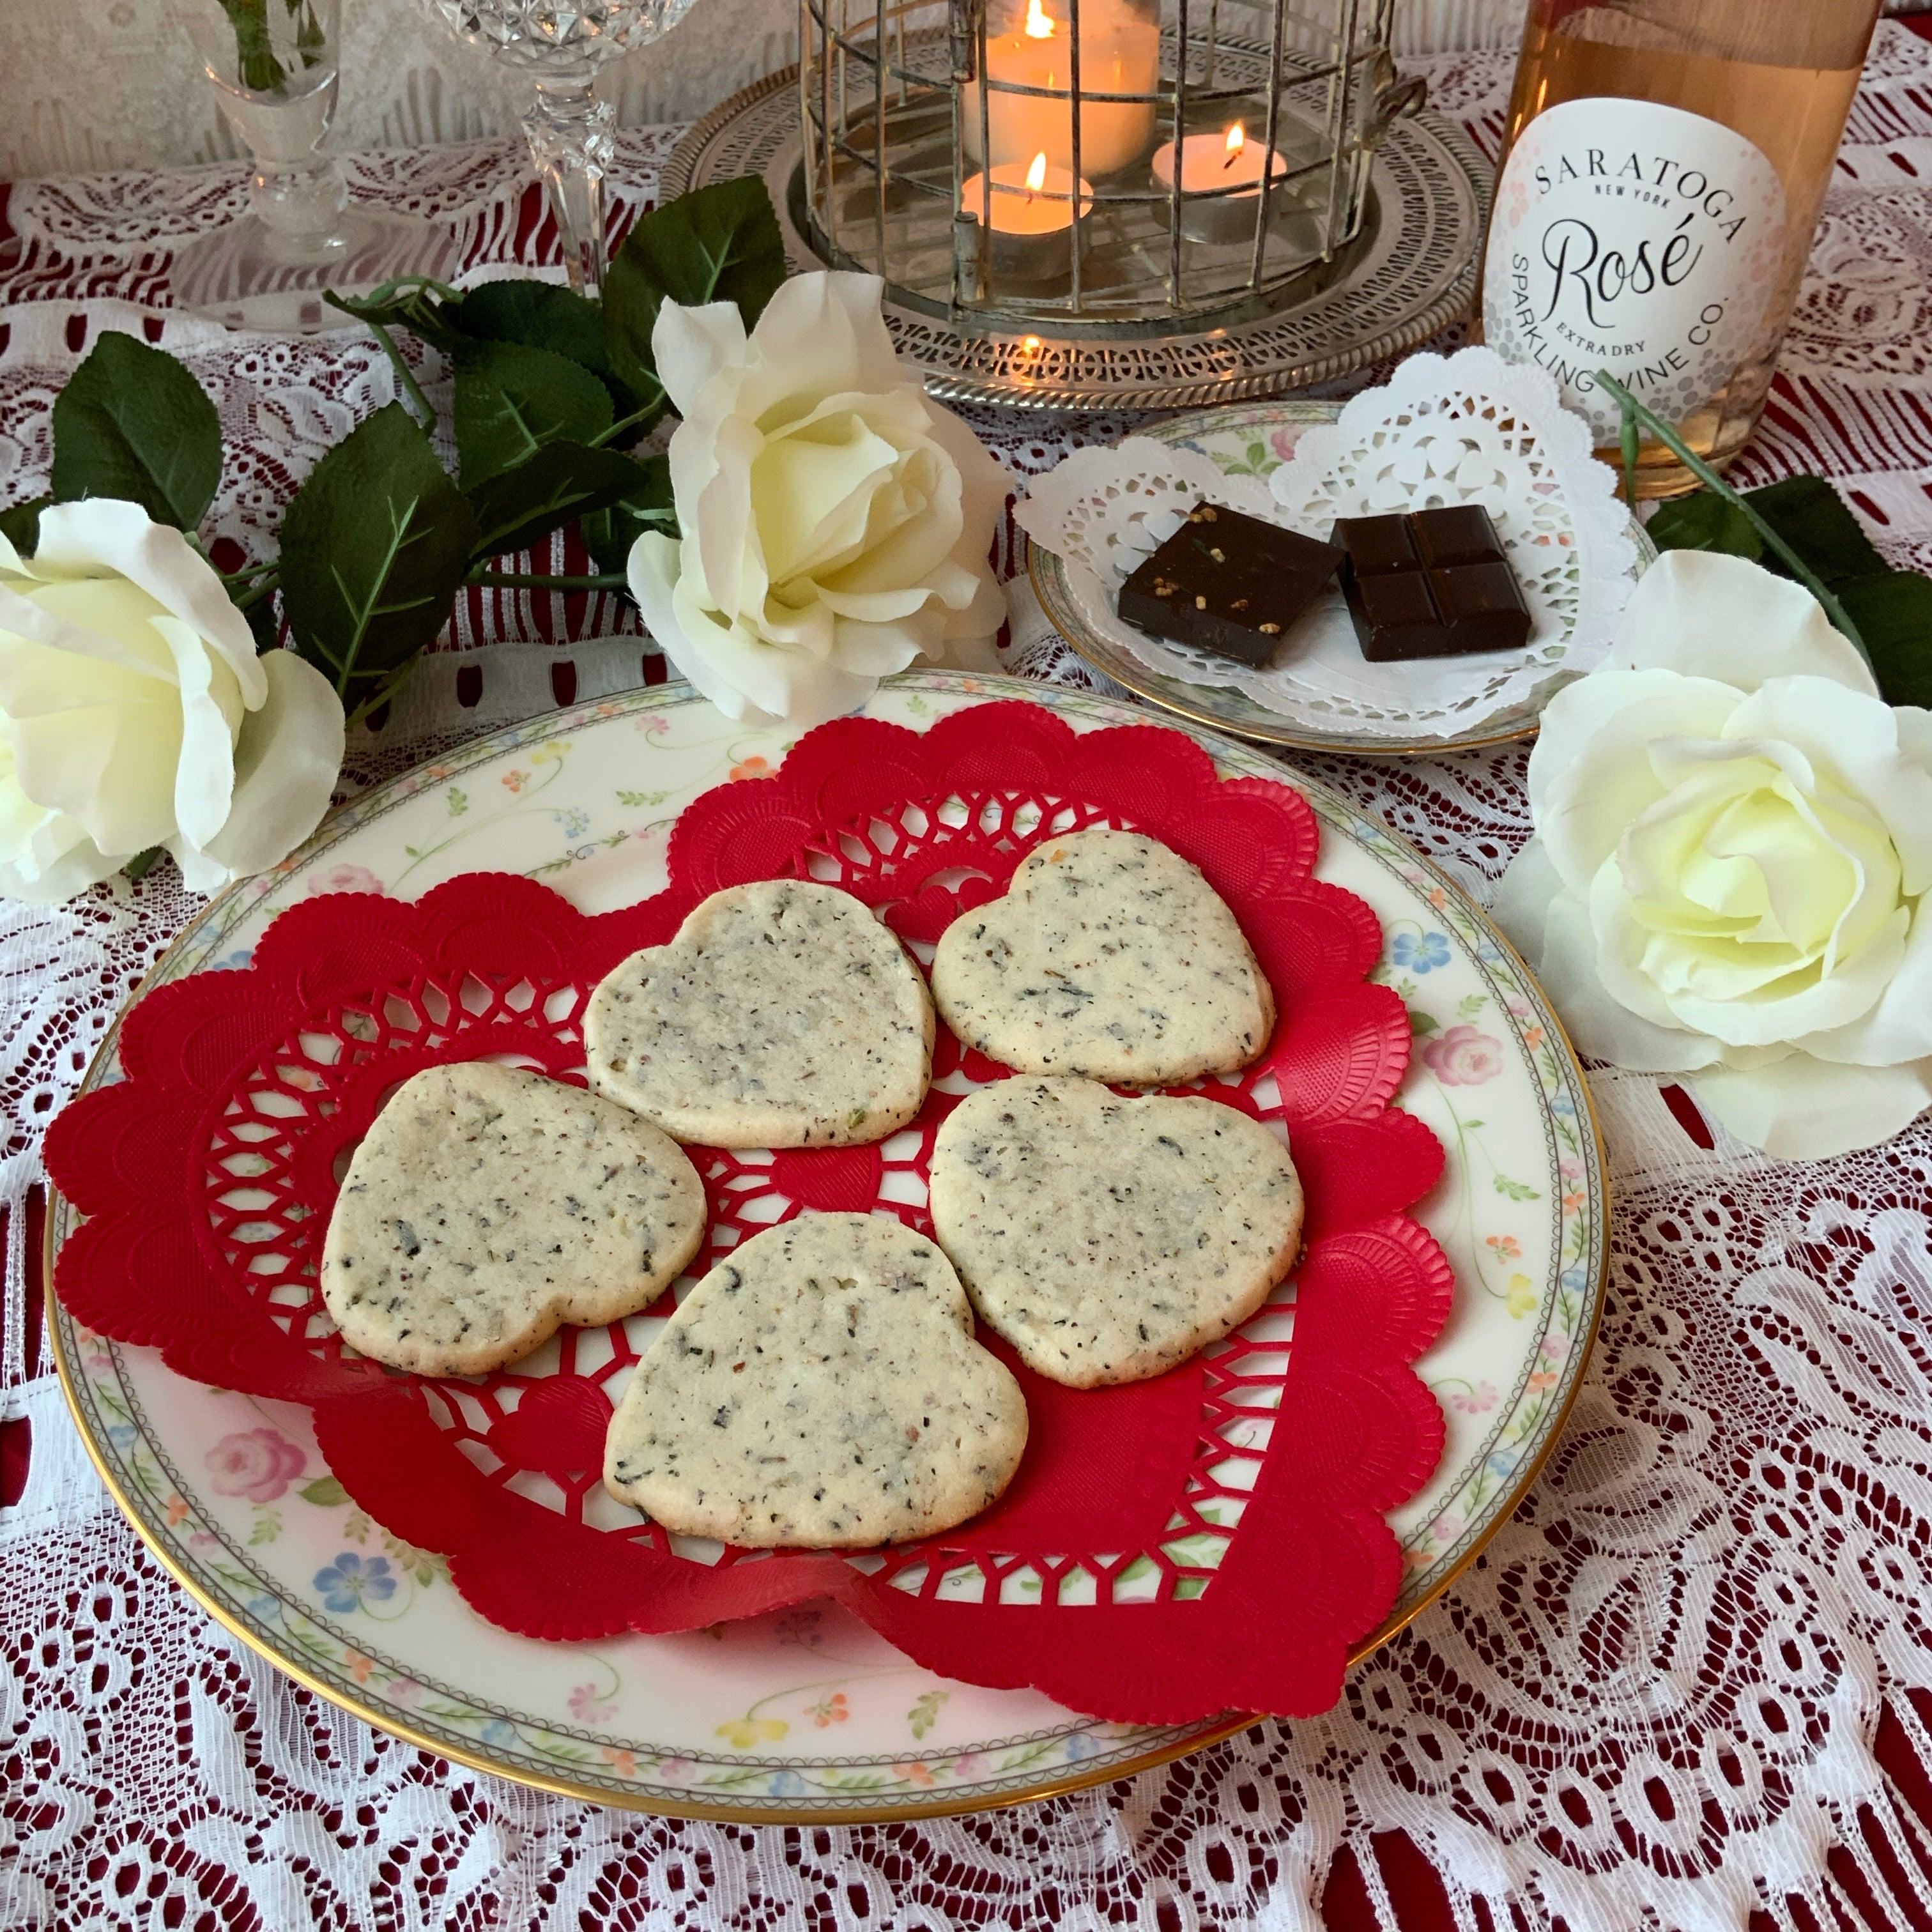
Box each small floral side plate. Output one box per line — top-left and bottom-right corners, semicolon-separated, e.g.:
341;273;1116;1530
50;672;1607;1823
1029;401;1653;755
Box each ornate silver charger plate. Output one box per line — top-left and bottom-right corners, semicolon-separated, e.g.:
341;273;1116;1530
661;69;1489;412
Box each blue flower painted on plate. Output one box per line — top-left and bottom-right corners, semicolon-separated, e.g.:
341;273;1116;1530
768;1770;806;1796
247;1593;280;1622
1551;1091;1577;1118
210;946;255;972
552;808;591;839
480;1719;518;1746
314;1552;397;1613
106;1423;137;1448
1392;931;1452;974
1561;1266;1590;1294
1063;1733;1100;1762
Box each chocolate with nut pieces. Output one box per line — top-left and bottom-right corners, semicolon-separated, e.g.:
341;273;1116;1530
1117;500;1343;668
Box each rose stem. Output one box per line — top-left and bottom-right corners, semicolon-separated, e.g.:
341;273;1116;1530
1595;367;1871;666
332;303;435;429
590;397;665;448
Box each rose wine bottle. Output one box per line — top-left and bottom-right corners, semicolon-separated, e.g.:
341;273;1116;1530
1479;0;1881;496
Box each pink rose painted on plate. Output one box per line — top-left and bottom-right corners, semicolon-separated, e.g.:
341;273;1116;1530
204;1427;305;1502
1420;1024;1505;1085
303;862;385;898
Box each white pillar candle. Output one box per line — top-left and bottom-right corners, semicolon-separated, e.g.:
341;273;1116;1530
962;0;1160;180
1150;123;1292;243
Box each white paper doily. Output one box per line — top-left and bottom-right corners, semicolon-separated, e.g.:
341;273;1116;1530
1013;348;1640;741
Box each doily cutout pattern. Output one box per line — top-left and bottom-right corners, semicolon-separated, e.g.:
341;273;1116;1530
46;702;1452;1724
1013;349;1637;740
1268;346;1639;673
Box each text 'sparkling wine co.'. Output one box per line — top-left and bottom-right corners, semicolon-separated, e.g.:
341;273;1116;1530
1479;0;1881;496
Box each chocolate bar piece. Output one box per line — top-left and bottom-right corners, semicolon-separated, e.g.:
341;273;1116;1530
1333;505;1531;662
1117;500;1342;668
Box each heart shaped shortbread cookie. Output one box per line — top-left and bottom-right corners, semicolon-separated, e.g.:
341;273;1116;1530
585;880;934;1148
604;1211;1027;1547
321;1062;705;1376
930;828;1274;1084
930;1077;1304;1387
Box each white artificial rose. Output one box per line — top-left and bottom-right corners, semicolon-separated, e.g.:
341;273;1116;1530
627;270;1008;729
1492;549;1932;1160
0;499;346;904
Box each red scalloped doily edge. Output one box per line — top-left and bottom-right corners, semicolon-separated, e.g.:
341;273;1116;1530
47;700;1452;1722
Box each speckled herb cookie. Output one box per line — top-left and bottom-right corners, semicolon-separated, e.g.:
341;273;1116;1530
929;1077;1304;1387
320;1062;705;1376
583;880;935;1149
603;1211;1027;1547
928;828;1275;1084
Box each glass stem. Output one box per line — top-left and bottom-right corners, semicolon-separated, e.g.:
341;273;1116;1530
523;77;615;297
249;153;351;256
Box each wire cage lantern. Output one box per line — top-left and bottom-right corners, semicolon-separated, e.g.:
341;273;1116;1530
797;0;1427;334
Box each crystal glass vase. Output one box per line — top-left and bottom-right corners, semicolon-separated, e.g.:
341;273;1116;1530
424;0;702;297
169;0;456;330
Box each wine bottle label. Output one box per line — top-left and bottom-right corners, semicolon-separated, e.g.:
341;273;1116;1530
1482;97;1787;440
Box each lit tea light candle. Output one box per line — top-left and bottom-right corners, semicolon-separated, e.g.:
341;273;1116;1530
1151;122;1292;243
963;0;1160;179
961;149;1094;272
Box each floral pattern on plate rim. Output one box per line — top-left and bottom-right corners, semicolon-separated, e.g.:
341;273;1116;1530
50;672;1606;1817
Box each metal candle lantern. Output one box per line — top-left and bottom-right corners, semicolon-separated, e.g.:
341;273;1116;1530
797;0;1425;330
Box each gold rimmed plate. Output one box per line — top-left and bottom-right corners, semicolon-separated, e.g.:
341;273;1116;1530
49;671;1607;1822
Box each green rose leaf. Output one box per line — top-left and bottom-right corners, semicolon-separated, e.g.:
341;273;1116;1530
49;330;224;532
466;441;662;562
1408;1009;1439;1036
1837;570;1932;707
452;339;615;489
1648;472;1929;702
454;281;640;415
279;402;480;706
581;453;677;575
602;175;787;413
1648;475;1890;589
1644;489;1761;565
1743;475;1887;588
298;1475;349;1506
0;494;49;556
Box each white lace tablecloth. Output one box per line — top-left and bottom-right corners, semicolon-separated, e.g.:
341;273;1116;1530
7;33;1932;1932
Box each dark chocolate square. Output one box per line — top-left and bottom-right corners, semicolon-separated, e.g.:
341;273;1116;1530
1331;512;1417;575
1347;571;1443;663
1411;503;1503;569
1333;503;1530;662
1117;500;1342;668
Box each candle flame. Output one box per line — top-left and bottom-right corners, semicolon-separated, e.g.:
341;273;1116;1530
1023;0;1055;39
1224;122;1245;166
1025;150;1048;194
